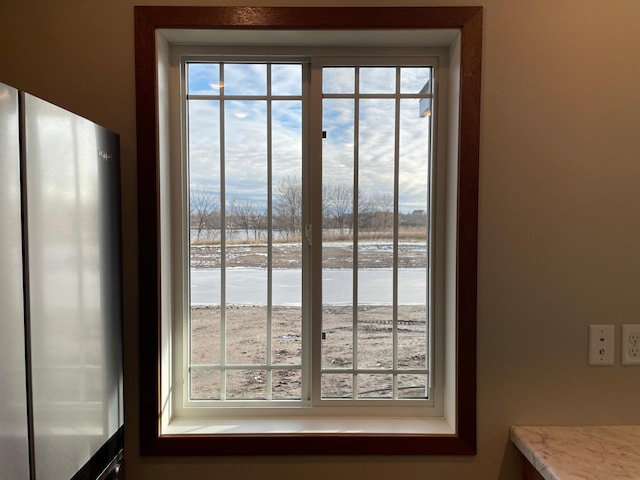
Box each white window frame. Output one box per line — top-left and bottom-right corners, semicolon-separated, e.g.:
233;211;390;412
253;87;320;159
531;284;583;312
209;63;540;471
171;50;446;418
164;39;454;432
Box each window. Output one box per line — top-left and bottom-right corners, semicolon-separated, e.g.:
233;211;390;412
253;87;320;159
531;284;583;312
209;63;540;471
136;6;481;456
183;56;436;408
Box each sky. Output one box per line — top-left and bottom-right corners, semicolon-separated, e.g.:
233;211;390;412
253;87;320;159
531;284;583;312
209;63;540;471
186;62;433;214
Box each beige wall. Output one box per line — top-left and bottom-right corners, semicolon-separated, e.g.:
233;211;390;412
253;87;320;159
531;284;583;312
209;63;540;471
3;1;640;478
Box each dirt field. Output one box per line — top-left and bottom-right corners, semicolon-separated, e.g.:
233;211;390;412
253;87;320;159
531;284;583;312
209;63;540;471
189;242;429;401
190;241;427;269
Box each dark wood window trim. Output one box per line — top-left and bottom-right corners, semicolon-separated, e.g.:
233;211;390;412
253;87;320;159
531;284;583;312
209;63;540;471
135;5;482;456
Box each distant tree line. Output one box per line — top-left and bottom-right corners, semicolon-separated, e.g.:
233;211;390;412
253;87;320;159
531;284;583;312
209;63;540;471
190;176;427;243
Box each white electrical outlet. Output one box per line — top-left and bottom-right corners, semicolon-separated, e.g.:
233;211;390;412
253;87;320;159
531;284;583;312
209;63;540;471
588;324;615;365
621;324;640;365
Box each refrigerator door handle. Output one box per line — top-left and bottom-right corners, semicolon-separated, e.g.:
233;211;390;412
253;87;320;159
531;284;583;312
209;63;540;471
97;451;124;480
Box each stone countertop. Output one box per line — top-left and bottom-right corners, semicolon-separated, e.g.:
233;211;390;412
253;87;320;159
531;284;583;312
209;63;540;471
510;425;640;480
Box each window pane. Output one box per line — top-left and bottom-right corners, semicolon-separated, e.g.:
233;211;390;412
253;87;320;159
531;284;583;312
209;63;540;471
272;64;302;96
321;373;353;399
322;97;355;374
272;368;302;400
400;67;431;94
397;305;427;370
357;98;395;370
323;67;355;94
272;305;302;366
399;98;430;174
188;100;220;187
224;64;267;96
357;305;393;370
188;96;221;373
321;98;354;231
397;374;428;399
358;374;393;399
321;305;353;370
191;370;221;400
188;97;222;399
358;98;395;197
359;67;395;94
225;99;267;222
320;65;432;400
272;99;302;370
225;295;267;365
188;63;221;95
188;63;310;402
226;370;267;400
272;100;303;246
191;306;221;366
398;97;430;373
224;97;268;366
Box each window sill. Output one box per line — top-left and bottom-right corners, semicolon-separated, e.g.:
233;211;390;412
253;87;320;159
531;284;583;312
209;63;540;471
164;415;455;436
148;415;474;456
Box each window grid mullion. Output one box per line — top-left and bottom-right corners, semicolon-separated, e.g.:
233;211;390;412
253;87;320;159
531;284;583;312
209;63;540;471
322;368;428;375
392;67;401;399
266;65;273;401
188;94;302;101
191;364;303;372
320;93;432;100
352;66;360;400
219;63;227;401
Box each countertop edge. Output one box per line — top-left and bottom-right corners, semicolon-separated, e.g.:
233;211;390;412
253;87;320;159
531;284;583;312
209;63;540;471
510;426;558;480
509;425;640;480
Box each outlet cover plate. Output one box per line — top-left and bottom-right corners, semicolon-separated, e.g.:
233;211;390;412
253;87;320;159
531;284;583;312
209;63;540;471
621;324;640;365
588;324;615;366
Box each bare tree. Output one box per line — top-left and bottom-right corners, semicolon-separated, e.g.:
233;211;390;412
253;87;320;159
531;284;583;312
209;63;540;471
326;184;353;234
358;192;394;233
229;199;267;241
249;204;268;240
273;176;302;238
371;192;394;232
190;185;220;243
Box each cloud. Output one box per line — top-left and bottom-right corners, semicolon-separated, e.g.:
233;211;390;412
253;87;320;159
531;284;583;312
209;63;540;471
187;63;433;213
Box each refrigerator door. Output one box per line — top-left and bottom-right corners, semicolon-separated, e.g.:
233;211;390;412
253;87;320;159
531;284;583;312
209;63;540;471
22;93;123;480
0;84;31;480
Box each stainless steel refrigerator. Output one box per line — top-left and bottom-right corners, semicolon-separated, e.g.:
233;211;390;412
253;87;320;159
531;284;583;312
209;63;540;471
0;83;124;480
